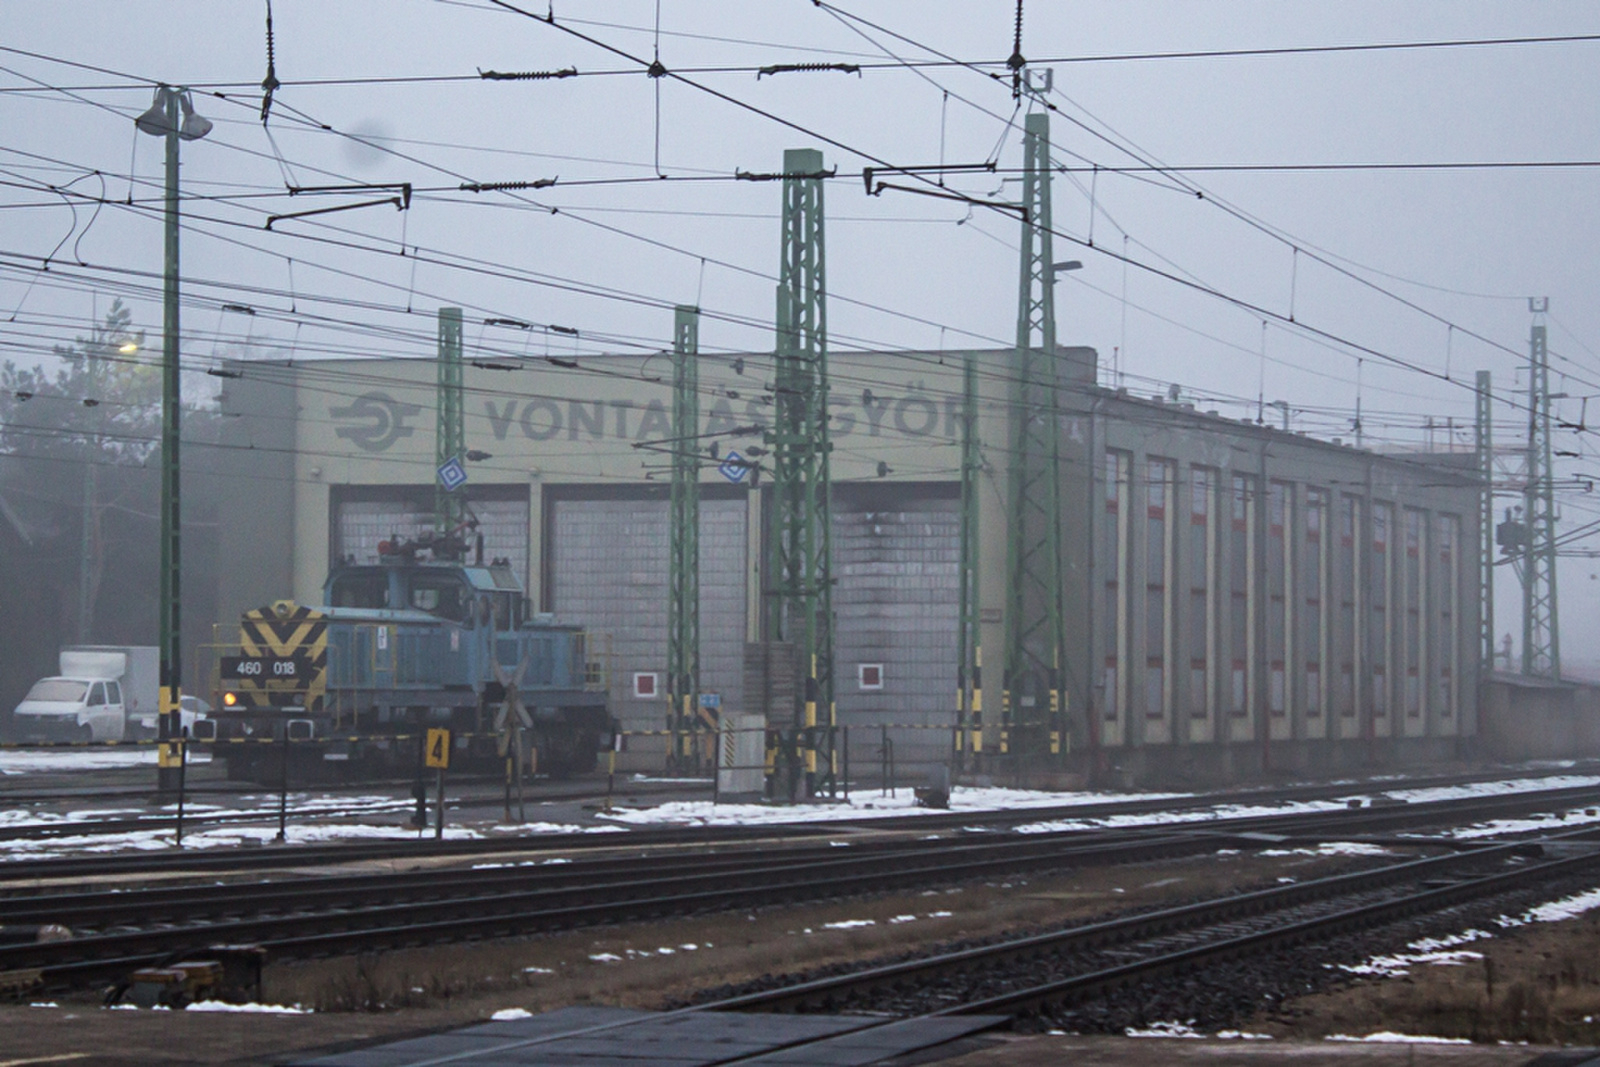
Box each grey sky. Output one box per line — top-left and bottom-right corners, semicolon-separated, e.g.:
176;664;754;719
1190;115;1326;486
3;1;1599;663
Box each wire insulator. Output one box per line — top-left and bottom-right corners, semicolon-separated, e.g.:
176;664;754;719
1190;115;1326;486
459;178;559;192
478;67;578;81
756;62;862;79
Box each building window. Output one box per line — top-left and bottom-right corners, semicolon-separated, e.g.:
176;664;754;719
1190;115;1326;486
1372;502;1393;720
1267;481;1291;718
1146;458;1175;720
1404;508;1425;719
1305;489;1328;717
1339;495;1361;718
1189;466;1216;720
857;663;884;691
1103;450;1132;724
1438;514;1459;718
1229;473;1254;717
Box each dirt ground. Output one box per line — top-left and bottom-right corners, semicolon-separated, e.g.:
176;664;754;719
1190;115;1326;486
1267;904;1600;1047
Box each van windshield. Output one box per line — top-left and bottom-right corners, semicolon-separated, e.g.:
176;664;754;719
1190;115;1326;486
25;679;88;703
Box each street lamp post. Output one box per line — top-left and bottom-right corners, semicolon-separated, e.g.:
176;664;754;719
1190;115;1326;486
135;86;210;790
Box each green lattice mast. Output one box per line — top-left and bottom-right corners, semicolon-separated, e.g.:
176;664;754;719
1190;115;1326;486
1475;370;1494;671
956;349;983;768
667;305;702;772
766;147;837;798
435;307;465;534
1003;110;1068;761
1523;301;1559;678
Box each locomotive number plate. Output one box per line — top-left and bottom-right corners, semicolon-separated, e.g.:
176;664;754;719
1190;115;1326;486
221;654;313;680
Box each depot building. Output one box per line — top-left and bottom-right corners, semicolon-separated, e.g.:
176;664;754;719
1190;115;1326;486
213;342;1484;783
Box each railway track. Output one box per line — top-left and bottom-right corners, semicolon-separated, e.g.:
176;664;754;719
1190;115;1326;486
1;762;1593;847
3;781;1597;991
279;830;1600;1067
705;836;1590;1018
2;772;1595;884
3;771;1587;889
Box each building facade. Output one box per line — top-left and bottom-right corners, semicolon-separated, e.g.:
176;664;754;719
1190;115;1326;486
212;343;1481;784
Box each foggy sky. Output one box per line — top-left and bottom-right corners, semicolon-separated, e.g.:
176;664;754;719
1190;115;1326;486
3;1;1599;669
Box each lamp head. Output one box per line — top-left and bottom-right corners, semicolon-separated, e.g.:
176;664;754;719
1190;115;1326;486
134;87;174;137
179;91;212;141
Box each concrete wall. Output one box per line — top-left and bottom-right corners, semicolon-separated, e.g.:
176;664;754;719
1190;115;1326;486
1480;675;1600;761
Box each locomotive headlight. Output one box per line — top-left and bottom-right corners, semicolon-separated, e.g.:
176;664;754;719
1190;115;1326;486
222;691;239;708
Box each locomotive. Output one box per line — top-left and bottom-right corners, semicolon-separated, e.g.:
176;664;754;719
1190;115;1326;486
199;531;611;781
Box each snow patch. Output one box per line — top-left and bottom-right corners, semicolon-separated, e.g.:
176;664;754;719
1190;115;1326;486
1327;1032;1471;1045
185;1001;309;1014
598;784;1189;827
491;1008;534;1020
822;919;876;930
1126;1021;1202;1038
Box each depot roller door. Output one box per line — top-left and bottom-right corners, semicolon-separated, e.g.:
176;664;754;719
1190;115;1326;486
331;488;530;588
548;494;747;739
832;489;958;762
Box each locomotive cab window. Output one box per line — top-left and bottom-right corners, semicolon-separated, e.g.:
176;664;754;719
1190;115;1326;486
331;572;390;610
409;574;471;622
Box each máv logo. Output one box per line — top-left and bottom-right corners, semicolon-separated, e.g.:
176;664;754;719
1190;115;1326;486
331;392;422;452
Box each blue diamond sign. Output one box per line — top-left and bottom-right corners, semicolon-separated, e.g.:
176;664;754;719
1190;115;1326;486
437;456;468;491
717;450;749;485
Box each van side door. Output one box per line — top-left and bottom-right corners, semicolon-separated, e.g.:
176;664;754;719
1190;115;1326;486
104;680;126;741
85;682;106;738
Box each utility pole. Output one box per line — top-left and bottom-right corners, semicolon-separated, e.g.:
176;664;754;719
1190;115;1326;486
1004;104;1068;763
435;307;465;534
77;340;104;644
766;147;836;799
135;85;210;791
1475;371;1494;672
667;305;702;774
1523;299;1559;678
955;349;983;770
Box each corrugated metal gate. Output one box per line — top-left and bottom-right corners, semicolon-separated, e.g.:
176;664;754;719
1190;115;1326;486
832;488;958;765
331;487;530;588
548;493;747;739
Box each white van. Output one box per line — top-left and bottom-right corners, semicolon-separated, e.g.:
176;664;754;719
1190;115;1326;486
13;676;127;742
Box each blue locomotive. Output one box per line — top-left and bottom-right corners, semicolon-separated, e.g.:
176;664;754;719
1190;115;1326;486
202;532;610;781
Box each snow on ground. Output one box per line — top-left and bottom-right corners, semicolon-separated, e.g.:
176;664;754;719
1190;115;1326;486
1339;883;1600;981
1012;773;1600;835
594;771;1600;831
0;821;494;861
1500;885;1600;925
185;1001;310;1015
1260;842;1391;858
1338;929;1493;978
1125;1021;1203;1038
0;748;159;774
490;1008;534;1020
0;792;409;831
1327;1033;1472;1045
0;815;633;860
1451;809;1600;839
598;785;1190;827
